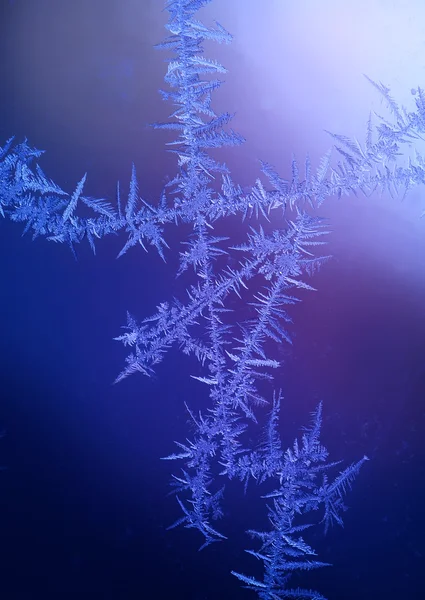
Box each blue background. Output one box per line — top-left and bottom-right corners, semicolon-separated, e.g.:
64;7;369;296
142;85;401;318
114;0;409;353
0;1;424;598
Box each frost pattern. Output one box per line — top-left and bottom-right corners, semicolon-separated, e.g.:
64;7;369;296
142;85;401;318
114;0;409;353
2;0;424;597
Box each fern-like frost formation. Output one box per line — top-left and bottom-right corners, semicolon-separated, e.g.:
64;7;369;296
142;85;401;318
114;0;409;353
2;0;425;597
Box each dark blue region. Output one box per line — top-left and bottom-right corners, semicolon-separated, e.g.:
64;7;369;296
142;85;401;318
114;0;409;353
1;209;424;600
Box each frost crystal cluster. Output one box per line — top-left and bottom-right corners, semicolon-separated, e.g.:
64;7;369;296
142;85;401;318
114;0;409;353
2;1;424;597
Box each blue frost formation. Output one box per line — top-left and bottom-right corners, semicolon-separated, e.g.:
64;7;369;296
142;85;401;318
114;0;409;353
1;0;424;597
